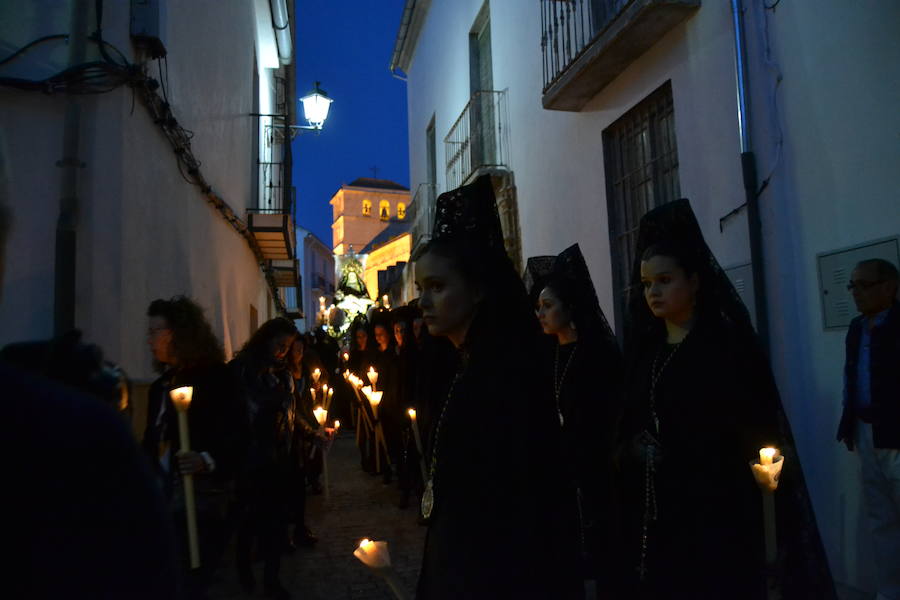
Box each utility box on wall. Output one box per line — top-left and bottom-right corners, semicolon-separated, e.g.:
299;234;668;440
817;237;899;330
130;0;167;58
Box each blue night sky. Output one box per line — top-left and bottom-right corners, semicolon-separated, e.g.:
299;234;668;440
292;1;410;247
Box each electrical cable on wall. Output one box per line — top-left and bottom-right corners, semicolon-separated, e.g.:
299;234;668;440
0;1;289;315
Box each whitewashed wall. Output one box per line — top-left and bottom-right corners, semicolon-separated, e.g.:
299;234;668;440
403;0;900;595
0;0;280;381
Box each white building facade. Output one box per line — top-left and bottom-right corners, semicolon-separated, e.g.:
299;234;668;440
0;1;300;392
393;0;900;596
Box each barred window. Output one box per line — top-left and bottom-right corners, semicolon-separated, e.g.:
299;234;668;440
603;81;680;335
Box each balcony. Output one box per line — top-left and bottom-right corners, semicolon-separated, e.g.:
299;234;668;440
409;182;436;259
444;90;509;190
270;259;300;288
248;185;296;260
541;0;699;111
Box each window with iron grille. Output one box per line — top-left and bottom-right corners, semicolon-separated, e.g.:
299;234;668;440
603;81;680;335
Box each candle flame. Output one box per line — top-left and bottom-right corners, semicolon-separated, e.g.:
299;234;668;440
759;447;778;466
335;420;341;429
313;406;327;426
169;386;194;411
408;408;416;419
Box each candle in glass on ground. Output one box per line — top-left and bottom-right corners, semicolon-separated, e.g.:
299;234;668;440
170;386;200;570
408;408;427;482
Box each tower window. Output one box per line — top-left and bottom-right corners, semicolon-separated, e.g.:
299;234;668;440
379;200;390;220
397;202;407;220
362;199;372;216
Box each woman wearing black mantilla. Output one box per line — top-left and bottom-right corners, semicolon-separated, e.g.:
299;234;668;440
414;175;582;598
526;243;624;595
616;199;835;599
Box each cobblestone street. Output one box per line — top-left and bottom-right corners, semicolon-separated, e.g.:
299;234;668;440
210;432;426;599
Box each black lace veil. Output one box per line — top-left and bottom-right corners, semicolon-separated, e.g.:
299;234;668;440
626;198;756;349
426;175;539;353
626;198;836;597
526;244;617;348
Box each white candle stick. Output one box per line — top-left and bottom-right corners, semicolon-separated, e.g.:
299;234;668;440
750;447;785;566
367;366;378;391
312;368;321;384
408;409;427;483
170;386;200;570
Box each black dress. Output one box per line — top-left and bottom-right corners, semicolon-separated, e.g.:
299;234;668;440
551;337;623;583
618;319;780;598
416;333;582;599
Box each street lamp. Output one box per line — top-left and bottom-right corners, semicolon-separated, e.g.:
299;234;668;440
298;81;333;131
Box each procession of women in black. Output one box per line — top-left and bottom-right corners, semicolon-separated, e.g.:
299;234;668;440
6;175;838;599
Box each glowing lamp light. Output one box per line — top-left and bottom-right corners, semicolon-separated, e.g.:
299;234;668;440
313;406;327;426
300;81;333;129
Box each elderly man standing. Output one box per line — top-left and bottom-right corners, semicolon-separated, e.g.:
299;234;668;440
837;258;900;600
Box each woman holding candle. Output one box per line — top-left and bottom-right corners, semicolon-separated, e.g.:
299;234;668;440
143;296;247;600
229;317;298;599
392;305;423;508
285;335;321;549
414;175;581;599
528;243;624;593
616;200;834;599
372;313;402;484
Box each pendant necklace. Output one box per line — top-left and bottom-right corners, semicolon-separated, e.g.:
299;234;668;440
421;371;462;520
638;335;687;581
553;343;577;427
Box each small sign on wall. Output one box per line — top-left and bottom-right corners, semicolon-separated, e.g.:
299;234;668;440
817;237;899;330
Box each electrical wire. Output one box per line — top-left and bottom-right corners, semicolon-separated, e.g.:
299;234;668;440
0;34;69;67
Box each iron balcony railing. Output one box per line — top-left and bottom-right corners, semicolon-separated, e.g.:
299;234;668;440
541;0;630;92
410;182;437;255
444;89;509;190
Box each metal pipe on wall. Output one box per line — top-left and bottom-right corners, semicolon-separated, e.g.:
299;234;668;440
731;0;769;349
55;0;90;335
269;0;292;65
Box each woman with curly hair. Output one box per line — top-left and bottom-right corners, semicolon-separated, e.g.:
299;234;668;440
229;317;298;599
143;295;247;600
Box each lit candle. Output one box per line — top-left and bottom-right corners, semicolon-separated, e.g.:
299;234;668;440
368;391;383;415
343;369;350;380
750;446;785;566
343;352;349;362
408;408;427;483
313;406;327;426
169;386;200;569
312;368;321;384
353;539;404;598
367;366;378;390
310;387;317;402
759;447;776;466
334;420;341;431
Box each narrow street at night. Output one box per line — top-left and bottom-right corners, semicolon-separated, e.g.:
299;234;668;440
209;432;425;600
